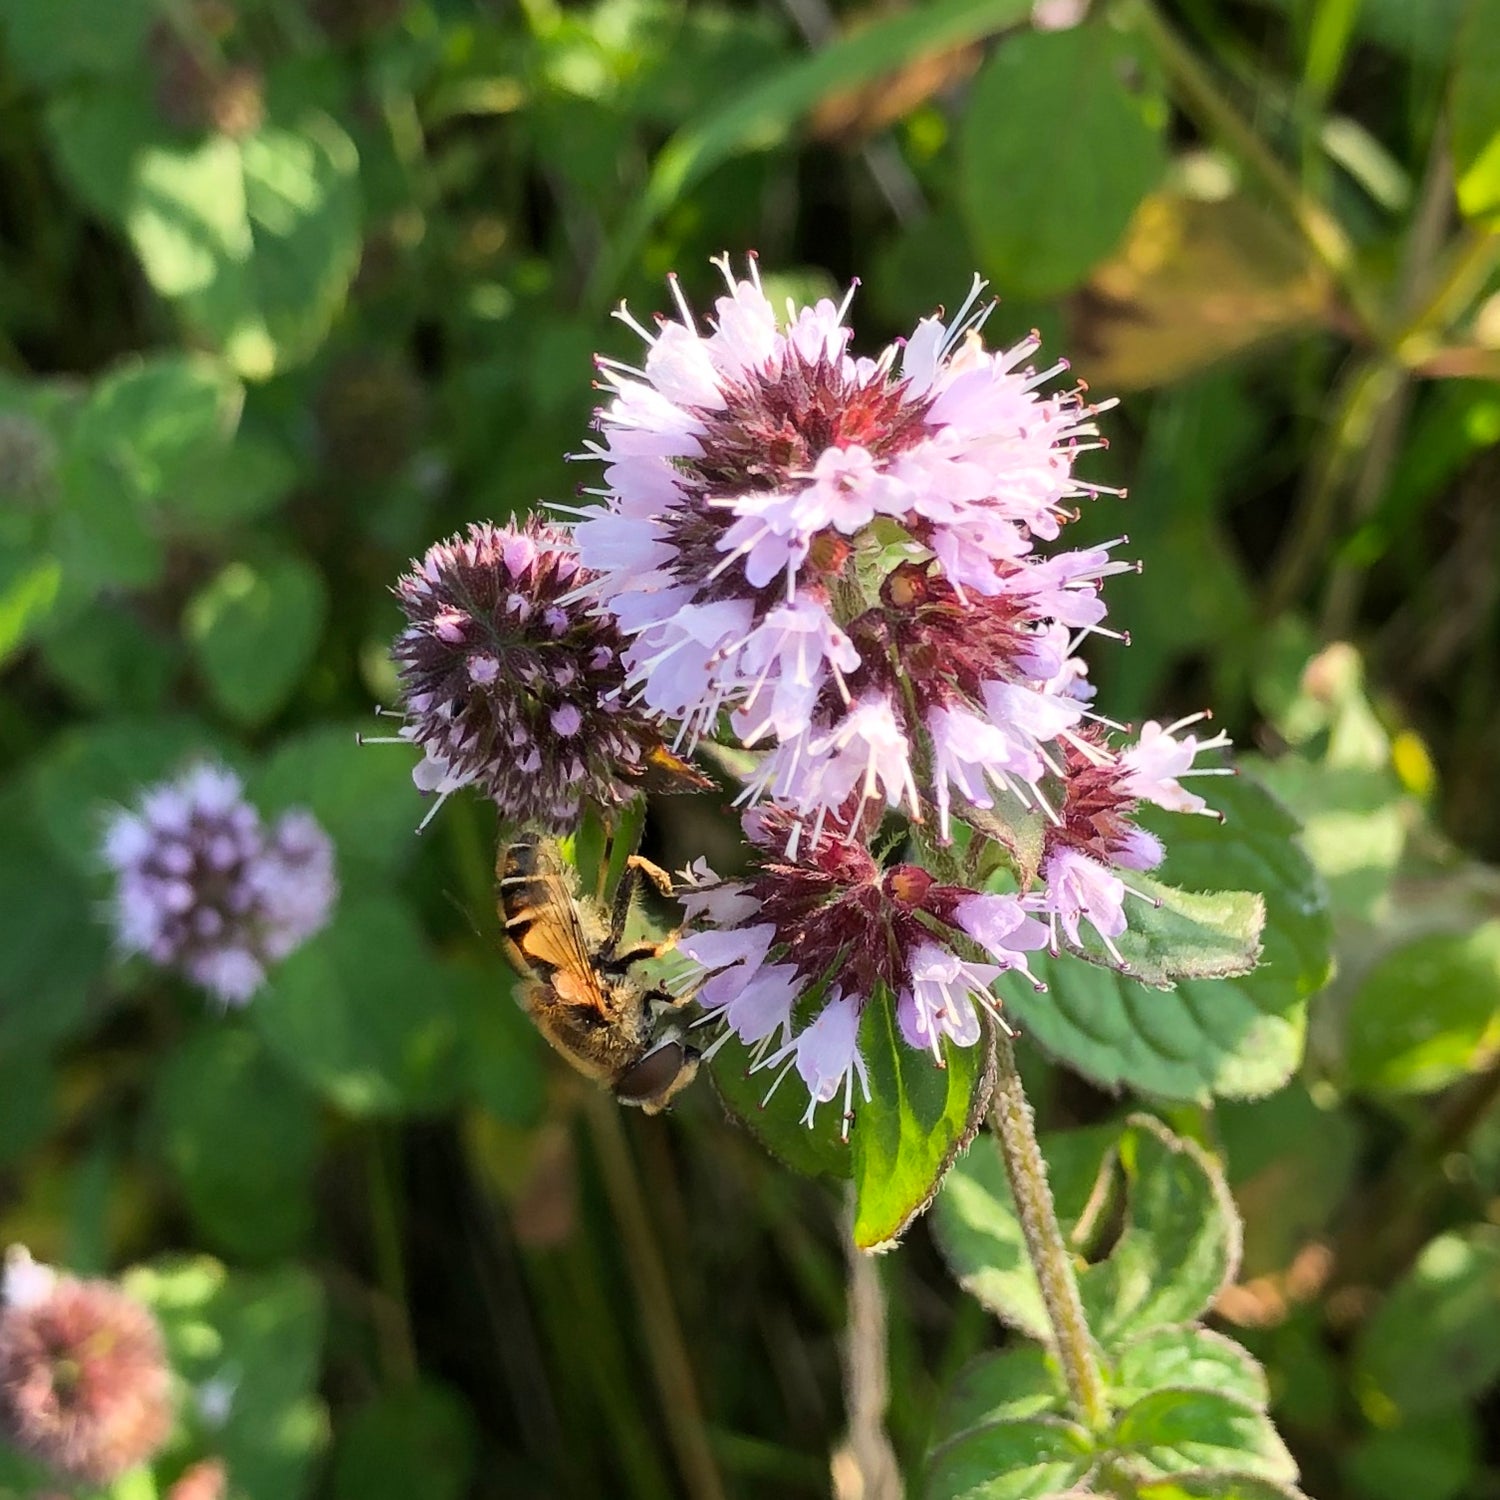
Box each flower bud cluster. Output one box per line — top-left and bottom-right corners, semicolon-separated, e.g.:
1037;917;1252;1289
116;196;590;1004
387;517;705;831
101;763;337;1005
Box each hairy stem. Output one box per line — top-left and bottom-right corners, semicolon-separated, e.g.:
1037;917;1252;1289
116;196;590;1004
832;1186;903;1500
988;1033;1108;1431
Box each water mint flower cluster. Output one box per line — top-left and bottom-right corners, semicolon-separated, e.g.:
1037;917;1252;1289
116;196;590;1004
100;764;337;1005
390;257;1230;1127
385;517;704;832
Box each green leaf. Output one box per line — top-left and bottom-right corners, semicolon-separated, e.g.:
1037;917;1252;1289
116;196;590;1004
936;1347;1069;1440
0;0;157;84
1354;1227;1500;1420
185;553;328;726
71;354;242;497
39;600;179;713
1253;759;1408;923
590;0;1032;302
1450;0;1500;223
126;115;362;378
851;1000;995;1249
1110;1389;1297;1484
445;957;549;1129
252;896;461;1115
150;1024;320;1259
330;1381;478;1500
1132;1473;1308;1500
163;426;300;528
0;553;61;666
923;1415;1095;1500
1010;777;1330;1103
1109;1327;1269;1411
50;353;242;599
1342;1408;1478;1500
1071;873;1263;989
958;23;1166;298
932;1115;1239;1349
25;715;229;877
0;808;105;1051
1343;923;1500;1095
131;1257;328;1500
707;1024;855;1183
249;723;422;882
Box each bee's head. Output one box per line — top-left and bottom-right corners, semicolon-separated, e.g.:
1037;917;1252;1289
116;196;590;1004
615;1027;700;1114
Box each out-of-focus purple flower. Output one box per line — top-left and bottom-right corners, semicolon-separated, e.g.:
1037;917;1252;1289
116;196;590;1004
383;517;706;831
100;763;336;1006
574;258;1127;837
0;1248;173;1487
675;806;1046;1133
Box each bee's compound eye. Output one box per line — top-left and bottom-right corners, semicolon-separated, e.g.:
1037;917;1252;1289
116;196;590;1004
615;1041;699;1110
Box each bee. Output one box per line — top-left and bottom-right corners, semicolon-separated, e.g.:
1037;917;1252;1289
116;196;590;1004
496;833;700;1113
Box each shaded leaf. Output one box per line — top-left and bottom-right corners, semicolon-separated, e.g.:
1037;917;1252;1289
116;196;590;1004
252;896;461;1115
150;1024;320;1259
1354;1227;1500;1419
250;722;423;882
1342;1408;1478;1500
185;553;328;727
960;24;1166;299
0;0;157;84
331;1381;478;1500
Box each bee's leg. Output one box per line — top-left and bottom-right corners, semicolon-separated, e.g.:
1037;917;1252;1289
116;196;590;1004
602;855;681;970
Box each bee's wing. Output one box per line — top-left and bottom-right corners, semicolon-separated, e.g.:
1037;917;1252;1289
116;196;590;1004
510;842;617;1020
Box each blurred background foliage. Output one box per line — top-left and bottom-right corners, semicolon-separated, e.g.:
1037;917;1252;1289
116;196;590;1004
0;0;1498;1496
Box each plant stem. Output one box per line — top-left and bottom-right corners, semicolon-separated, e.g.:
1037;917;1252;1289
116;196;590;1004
583;1093;729;1500
366;1124;418;1383
832;1185;903;1500
988;1033;1109;1432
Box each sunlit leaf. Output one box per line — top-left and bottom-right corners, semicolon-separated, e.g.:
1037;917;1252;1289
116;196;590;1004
1450;0;1500;223
1010;778;1329;1103
1343;923;1500;1095
126;116;362;378
1108;1326;1269;1411
1069;186;1329;391
131;1257;328;1500
959;23;1166;299
1110;1388;1297;1484
934;1115;1239;1349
